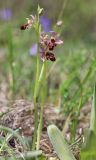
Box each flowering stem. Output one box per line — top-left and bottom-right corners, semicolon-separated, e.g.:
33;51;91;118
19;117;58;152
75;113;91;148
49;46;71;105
32;12;41;150
36;61;46;150
32;56;39;150
32;50;40;150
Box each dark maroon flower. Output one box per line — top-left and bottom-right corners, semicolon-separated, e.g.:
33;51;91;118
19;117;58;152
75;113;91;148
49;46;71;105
46;52;56;61
20;24;29;30
48;43;54;51
51;38;55;44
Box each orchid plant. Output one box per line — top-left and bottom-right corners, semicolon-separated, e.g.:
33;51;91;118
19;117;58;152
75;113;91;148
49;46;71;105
20;5;63;151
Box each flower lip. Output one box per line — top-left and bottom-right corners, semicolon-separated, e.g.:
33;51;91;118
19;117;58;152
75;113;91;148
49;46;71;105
48;42;54;51
20;24;29;30
46;52;56;61
51;37;55;43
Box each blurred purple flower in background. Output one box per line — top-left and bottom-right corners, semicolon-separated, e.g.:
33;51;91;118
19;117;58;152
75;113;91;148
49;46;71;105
0;8;12;21
40;15;51;32
29;43;37;56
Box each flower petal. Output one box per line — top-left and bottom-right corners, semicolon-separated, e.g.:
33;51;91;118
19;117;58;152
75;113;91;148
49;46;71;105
55;39;63;45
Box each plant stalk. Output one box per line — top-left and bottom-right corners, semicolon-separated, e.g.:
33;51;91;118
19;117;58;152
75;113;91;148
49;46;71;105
32;43;40;150
36;61;46;150
32;7;41;149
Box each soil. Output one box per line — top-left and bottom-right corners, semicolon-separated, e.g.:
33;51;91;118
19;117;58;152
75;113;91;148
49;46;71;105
0;98;91;159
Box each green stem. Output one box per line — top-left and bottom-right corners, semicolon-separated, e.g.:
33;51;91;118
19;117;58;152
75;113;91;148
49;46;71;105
32;10;41;150
36;61;46;150
32;44;40;150
34;61;46;98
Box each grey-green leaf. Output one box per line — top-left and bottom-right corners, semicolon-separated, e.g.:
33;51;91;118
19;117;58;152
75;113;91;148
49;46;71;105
47;125;76;160
90;84;96;134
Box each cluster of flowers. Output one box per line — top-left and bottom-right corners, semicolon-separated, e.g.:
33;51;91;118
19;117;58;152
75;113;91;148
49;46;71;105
40;31;63;61
20;15;63;62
